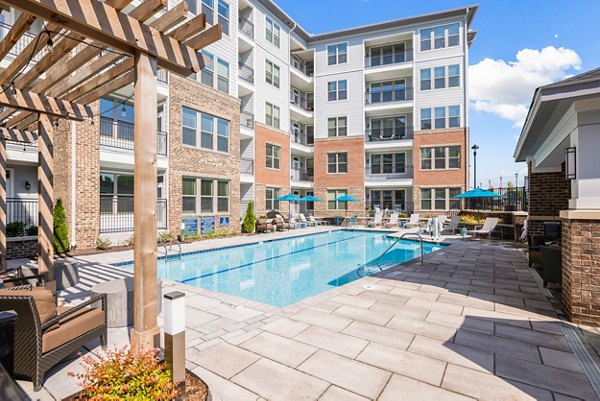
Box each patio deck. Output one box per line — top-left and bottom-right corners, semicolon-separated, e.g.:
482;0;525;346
15;233;600;400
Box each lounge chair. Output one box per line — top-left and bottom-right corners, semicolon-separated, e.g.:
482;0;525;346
437;215;448;225
403;213;421;228
441;215;461;235
0;286;107;391
467;218;499;239
384;213;399;228
367;213;383;228
299;213;316;227
540;245;562;287
308;215;326;226
289;217;306;229
273;216;290;231
256;219;273;233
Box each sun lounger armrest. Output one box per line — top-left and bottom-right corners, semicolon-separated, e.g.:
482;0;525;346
41;293;107;331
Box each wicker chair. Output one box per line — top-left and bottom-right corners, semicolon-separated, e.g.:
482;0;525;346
256;219;273;233
0;289;107;391
540;245;562;288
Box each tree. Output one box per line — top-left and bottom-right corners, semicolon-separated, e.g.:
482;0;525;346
242;201;256;234
53;198;70;254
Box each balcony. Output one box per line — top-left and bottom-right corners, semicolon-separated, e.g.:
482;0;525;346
100;196;167;233
99;117;167;156
6;198;38;236
240;157;254;175
240;110;254;128
369;201;414;213
238;61;254;84
366;126;414;142
365;87;413;105
365;165;414;180
290;168;314;182
290;56;314;78
365;48;413;68
238;16;254;39
291;131;313;146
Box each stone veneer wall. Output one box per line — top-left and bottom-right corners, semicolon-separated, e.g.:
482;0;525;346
6;238;37;259
527;161;570;236
168;74;241;236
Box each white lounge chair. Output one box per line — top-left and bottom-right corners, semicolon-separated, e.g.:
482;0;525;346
384;213;399;228
403;213;421;228
308;215;327;226
437;215;448;225
367;213;383;227
467;218;499;239
441;215;461;235
299;213;316;227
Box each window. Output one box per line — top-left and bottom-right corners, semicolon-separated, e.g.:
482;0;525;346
434;107;446;129
449;105;460;128
327;152;348;174
200;50;214;87
265;16;280;47
328;189;347;210
421;146;461;170
421;188;432;210
434;66;445;89
420;68;431;91
420;108;432;130
266;144;280;169
448;65;460;87
183;177;229;214
182;178;197;213
370;116;406;140
201;179;214;213
266;187;279;210
202;0;214;23
435;188;446;209
217;0;229;35
186;0;197;14
420;23;460;51
421;188;461;210
217;181;229;212
327;80;347;101
371;153;406;174
182;107;230;152
327;43;347;65
369;43;406;66
327;117;347;137
217;59;229;93
265;102;280;129
265;60;280;88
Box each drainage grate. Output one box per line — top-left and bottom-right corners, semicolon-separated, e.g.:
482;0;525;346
562;322;600;398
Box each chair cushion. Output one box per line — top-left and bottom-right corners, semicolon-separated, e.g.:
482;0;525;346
42;307;104;353
0;287;57;325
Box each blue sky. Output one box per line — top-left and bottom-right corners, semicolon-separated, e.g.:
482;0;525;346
275;0;600;188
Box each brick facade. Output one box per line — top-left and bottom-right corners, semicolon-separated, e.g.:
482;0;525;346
413;128;468;217
527;162;570;236
254;123;290;215
168;74;241;236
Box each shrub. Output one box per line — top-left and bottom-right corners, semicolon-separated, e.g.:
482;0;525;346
26;225;38;236
94;237;112;250
53;198;70;254
158;232;174;243
242;201;256;234
6;221;25;237
69;347;178;400
122;235;134;247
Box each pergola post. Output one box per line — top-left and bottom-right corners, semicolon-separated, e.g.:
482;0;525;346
130;51;159;352
38;114;54;285
0;139;6;272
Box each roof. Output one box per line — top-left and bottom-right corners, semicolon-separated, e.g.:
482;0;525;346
514;66;600;162
257;1;479;43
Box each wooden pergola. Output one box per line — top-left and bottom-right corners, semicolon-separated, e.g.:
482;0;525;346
0;0;221;350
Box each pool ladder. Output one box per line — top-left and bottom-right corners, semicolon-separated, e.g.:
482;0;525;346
159;238;182;260
360;232;424;277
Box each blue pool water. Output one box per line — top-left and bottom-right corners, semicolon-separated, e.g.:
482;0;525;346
120;230;444;307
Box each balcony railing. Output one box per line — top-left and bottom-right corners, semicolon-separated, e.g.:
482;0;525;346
240;157;254;175
290;57;314;77
290;168;314;182
100;196;167;233
365;48;414;67
370;201;414;213
238;61;254;84
238;16;254;39
6;198;38;236
240;110;254;128
365;165;414;180
366;126;414;142
157;68;168;83
99;117;167;156
365;87;413;105
290;130;313;146
0;21;44;62
290;94;314;112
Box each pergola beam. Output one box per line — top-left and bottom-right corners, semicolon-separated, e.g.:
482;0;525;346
128;0;166;22
0;12;35;60
0;127;37;143
185;24;222;50
170;13;206;41
1;0;211;76
0;87;93;121
149;1;188;32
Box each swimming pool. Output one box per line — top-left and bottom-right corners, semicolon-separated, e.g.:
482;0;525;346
120;230;445;307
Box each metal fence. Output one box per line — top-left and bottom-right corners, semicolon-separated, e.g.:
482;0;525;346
240;158;254;175
365;87;414;105
6;198;38;236
238;16;254;38
365;165;414;180
100;196;167;233
365;126;414;142
0;21;44;62
465;187;529;212
365;48;414;67
290;168;314;182
240;110;254;128
99;117;167;156
238;62;254;84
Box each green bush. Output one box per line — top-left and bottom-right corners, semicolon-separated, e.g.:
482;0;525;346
122;235;134;247
242;201;256;234
158;232;174;243
6;221;25;237
26;225;38;236
94;237;112;250
53;198;70;254
69;347;178;400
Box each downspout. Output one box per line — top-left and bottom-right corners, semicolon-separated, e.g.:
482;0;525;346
71;120;77;248
289;20;297;205
463;8;470;190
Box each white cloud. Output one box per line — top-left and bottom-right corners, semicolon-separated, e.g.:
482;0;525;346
469;46;582;127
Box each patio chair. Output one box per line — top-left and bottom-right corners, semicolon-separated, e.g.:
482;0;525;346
347;215;358;229
467;218;499;239
256;219;273;233
528;235;544;267
273;216;290;231
0;287;107;391
299;213;316;227
308;215;326;226
367;212;383;228
289;217;306;229
540;245;562;288
384;213;399;228
441;216;461;235
437;215;448;225
403;213;421;229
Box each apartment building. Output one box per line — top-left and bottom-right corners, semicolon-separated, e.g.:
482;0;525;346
0;2;476;254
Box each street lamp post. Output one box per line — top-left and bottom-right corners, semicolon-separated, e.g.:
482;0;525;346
515;173;519;188
471;144;479;189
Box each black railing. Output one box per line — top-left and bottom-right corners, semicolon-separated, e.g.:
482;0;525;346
6;140;38;153
238;61;254;84
99;117;167;156
365;165;414;180
240;110;254;128
465;187;529;212
0;21;43;62
370;201;414;213
366;126;414;142
290;94;314;112
100;196;167;233
365;87;413;105
6;198;38;236
365;48;413;67
290;57;314;77
291;130;313;146
290;168;314;182
240;157;254;175
238;16;254;38
157;68;168;83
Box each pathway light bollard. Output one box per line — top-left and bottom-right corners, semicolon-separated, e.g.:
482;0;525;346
164;291;186;394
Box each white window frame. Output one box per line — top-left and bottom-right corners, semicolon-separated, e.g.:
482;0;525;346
266;143;281;169
265;16;280;48
420;146;461;170
217;58;229;94
448;105;461;128
419;22;461;52
420;187;461;211
370;153;406;174
181;107;229;153
217;0;229;36
327;80;348;102
327;189;348;210
420;108;432;130
327;42;348;65
327;152;348;174
182;177;230;215
265;102;280;129
420;68;431;91
434;66;446;89
448;64;460;87
266;187;280;210
265;59;280;88
327;116;347;137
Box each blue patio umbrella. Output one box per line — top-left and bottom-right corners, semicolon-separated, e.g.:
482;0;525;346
301;195;322;202
335;194;361;218
453;188;502;223
276;193;303;218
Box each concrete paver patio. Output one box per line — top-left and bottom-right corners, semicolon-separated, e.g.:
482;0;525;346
18;232;600;400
